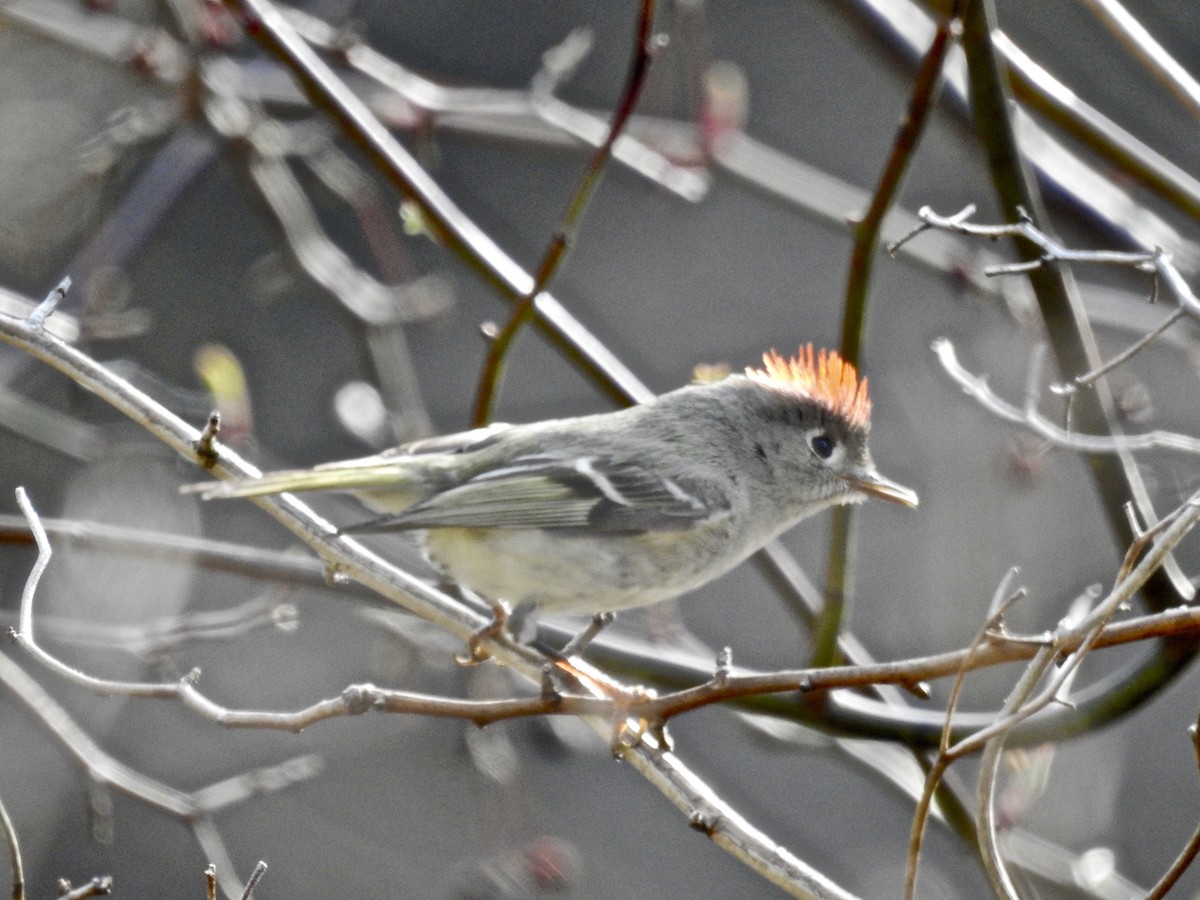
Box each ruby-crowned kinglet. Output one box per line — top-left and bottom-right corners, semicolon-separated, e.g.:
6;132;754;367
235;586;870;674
187;346;917;618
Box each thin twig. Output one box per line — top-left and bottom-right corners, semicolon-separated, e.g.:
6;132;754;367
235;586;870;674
222;0;652;408
967;592;1107;900
1147;712;1200;898
959;0;1193;609
0;643;307;899
903;569;1023;900
844;9;961;349
1145;821;1200;899
0;312;857;900
239;862;267;900
974;646;1057;899
1053;308;1186;395
0;789;22;900
932;337;1200;455
18;596;297;660
817;6;961;671
281;7;708;201
906;205;1200;322
943;572;1025;754
472;0;662;425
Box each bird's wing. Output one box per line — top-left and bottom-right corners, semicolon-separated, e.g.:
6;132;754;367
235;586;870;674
341;455;729;534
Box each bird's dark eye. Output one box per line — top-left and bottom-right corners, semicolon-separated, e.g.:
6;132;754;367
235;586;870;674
810;433;836;460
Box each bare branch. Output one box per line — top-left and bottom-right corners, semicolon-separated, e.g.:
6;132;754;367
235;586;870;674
0;789;22;900
0;512;380;601
1145;820;1200;900
817;4;964;668
1079;0;1200;120
221;0;655;408
932;338;1200;455
280;6;709;201
238;861;267;900
473;0;663;425
0;645;289;899
910;205;1200;323
0;308;858;900
974;647;1056;899
904;568;1022;900
1149;712;1200;897
1054;308;1187;395
56;876;113;899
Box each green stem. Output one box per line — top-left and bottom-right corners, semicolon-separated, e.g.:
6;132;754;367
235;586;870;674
472;0;660;426
813;11;960;668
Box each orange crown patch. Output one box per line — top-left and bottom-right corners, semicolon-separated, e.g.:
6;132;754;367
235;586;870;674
745;345;871;429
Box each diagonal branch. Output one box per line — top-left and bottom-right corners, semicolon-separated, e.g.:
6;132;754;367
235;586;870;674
0;299;860;899
960;0;1192;604
473;1;662;425
816;5;962;670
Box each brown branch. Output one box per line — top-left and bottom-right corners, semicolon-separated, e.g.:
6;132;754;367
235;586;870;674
817;7;961;670
473;2;662;425
223;0;654;408
1146;820;1200;900
16;468;1200;738
0;310;857;900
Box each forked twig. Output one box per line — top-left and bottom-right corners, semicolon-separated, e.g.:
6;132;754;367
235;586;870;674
899;205;1200;391
903;569;1023;900
932;338;1200;455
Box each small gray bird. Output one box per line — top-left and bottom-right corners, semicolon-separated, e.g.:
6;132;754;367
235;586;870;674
189;346;917;619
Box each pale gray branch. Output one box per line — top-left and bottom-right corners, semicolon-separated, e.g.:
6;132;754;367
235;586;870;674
0;300;858;899
932;338;1200;454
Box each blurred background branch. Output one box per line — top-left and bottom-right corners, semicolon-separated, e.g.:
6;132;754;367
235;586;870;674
2;0;1200;896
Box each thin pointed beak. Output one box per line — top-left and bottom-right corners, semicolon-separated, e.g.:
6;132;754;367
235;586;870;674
845;470;919;508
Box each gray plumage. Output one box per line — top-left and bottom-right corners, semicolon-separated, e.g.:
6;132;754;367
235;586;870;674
188;353;916;614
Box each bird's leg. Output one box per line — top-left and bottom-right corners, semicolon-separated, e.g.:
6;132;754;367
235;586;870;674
456;599;513;666
559;612;616;659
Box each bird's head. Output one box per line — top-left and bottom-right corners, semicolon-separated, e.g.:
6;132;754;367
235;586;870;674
741;345;918;512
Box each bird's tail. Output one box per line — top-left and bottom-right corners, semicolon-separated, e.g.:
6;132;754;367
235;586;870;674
182;459;408;501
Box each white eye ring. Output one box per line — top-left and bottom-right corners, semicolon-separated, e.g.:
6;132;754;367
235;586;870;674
805;428;845;467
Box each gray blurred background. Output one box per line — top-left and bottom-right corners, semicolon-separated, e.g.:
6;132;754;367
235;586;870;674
2;0;1200;896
